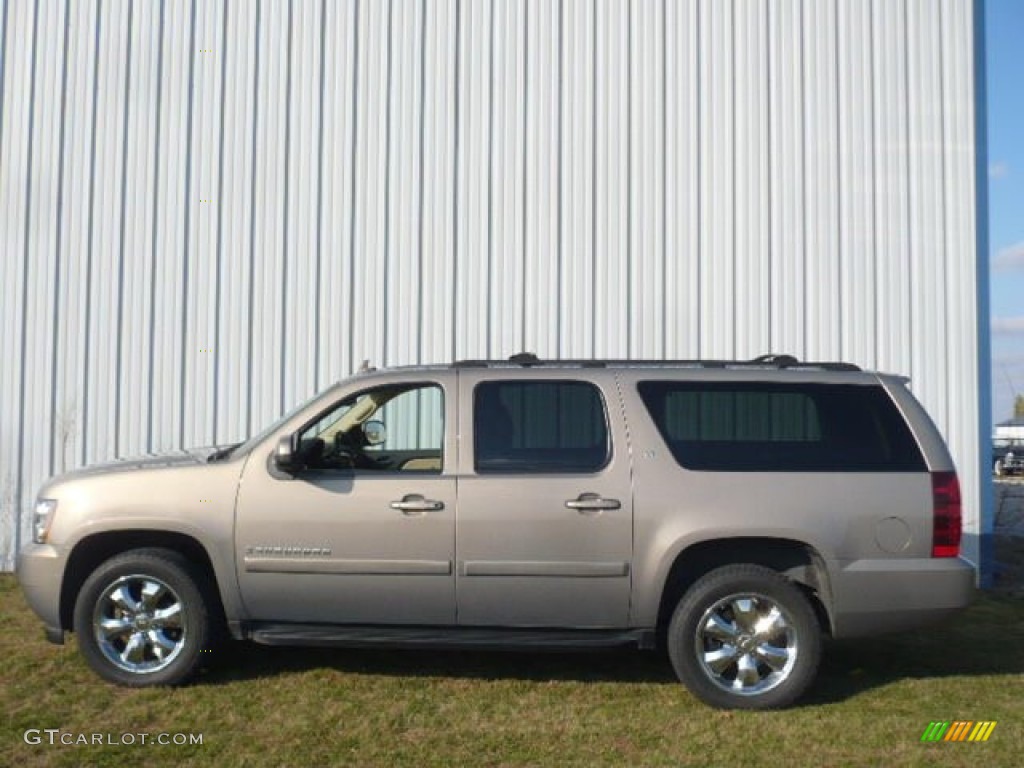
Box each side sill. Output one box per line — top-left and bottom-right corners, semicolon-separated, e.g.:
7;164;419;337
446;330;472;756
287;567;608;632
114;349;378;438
246;623;656;651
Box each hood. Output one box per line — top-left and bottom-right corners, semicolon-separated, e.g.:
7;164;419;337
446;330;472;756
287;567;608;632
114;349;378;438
51;445;226;482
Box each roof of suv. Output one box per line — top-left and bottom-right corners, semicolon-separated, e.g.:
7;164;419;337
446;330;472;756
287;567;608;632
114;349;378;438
450;352;862;372
353;353;878;377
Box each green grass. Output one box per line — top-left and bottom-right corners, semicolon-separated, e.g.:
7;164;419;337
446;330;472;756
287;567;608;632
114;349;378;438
1;574;1021;767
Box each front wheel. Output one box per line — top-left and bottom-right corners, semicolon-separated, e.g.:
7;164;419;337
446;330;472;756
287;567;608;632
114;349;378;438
667;564;822;710
73;548;212;686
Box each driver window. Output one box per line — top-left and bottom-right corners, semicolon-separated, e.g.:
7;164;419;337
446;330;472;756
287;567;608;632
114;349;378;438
296;383;444;473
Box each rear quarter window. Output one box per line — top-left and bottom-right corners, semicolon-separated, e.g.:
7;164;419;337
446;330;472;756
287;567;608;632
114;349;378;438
637;381;925;472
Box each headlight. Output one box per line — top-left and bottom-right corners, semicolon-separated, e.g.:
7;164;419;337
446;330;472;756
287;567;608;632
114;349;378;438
32;499;58;544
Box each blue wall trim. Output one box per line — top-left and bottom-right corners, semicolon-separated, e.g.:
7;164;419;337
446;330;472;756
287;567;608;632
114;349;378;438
972;0;993;588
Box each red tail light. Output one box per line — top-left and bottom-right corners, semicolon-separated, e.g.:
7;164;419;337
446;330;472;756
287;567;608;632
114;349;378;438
931;471;961;558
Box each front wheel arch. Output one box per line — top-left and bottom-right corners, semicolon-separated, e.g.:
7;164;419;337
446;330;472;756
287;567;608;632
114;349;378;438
72;547;213;686
61;530;226;635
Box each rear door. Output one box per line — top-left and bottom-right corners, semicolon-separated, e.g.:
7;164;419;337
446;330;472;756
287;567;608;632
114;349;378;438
455;370;633;627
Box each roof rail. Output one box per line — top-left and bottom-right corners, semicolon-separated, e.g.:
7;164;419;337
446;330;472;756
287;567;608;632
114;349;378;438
451;353;862;372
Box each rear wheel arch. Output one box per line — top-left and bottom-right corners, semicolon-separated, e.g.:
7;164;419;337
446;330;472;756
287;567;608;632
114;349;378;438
656;537;834;641
667;563;823;709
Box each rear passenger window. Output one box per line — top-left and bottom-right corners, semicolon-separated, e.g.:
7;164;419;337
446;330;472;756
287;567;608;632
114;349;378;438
474;381;610;473
637;382;925;472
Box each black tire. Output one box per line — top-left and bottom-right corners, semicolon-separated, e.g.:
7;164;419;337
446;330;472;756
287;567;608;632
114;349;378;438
667;564;822;710
73;548;212;687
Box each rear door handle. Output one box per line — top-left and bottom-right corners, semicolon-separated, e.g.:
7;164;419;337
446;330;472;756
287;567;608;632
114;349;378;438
565;493;621;512
390;495;444;514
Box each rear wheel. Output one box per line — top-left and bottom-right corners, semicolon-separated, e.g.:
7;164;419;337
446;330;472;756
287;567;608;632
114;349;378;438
667;564;822;710
73;548;212;686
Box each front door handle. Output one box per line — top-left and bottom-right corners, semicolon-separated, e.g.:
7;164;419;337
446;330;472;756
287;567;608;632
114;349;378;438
390;495;444;514
565;493;621;512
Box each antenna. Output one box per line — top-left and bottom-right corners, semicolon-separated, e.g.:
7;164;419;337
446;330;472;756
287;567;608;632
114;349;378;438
1000;363;1019;399
1003;363;1022;419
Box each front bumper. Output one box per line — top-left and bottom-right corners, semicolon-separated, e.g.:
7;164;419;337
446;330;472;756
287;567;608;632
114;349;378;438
830;556;975;639
16;543;66;644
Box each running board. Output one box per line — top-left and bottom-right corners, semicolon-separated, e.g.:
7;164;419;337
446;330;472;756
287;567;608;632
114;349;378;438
248;624;656;651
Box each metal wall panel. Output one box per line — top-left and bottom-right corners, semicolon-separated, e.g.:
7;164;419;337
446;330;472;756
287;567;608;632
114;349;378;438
0;0;987;570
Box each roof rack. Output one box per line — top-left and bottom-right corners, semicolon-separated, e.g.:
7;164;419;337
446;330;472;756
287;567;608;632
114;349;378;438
452;352;862;372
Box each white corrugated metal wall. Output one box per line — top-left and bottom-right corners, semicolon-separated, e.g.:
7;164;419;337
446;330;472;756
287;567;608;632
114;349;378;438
0;0;988;571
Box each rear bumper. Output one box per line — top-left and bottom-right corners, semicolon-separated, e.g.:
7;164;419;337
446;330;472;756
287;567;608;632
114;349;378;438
830;556;975;638
16;543;66;644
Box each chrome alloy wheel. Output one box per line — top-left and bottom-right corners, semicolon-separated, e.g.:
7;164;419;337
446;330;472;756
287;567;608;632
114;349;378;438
694;593;798;696
92;575;188;675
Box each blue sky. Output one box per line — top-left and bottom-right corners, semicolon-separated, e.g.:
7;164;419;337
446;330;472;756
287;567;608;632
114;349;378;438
988;0;1024;424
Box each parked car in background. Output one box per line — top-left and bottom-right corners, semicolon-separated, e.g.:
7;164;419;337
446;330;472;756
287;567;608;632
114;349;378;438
993;439;1024;477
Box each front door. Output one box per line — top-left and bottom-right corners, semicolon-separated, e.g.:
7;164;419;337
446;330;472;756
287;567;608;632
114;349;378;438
455;371;634;628
235;377;456;625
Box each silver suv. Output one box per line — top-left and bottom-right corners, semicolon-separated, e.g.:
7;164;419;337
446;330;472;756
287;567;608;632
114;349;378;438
17;354;974;709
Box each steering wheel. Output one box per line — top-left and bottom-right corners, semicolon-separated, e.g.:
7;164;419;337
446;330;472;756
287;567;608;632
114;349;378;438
327;434;359;466
333;432;395;470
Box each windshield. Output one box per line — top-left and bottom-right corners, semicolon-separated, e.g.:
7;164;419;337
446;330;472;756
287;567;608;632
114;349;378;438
232;383;345;458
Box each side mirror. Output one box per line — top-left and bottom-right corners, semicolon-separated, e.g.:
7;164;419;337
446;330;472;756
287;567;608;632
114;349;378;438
362;420;387;446
273;435;299;471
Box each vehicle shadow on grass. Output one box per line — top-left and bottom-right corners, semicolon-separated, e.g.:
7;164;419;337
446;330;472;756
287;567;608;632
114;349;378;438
202;643;680;686
804;591;1024;706
199;593;1024;704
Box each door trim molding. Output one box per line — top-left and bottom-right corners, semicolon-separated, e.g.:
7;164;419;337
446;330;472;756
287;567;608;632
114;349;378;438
461;560;629;578
244;557;453;575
